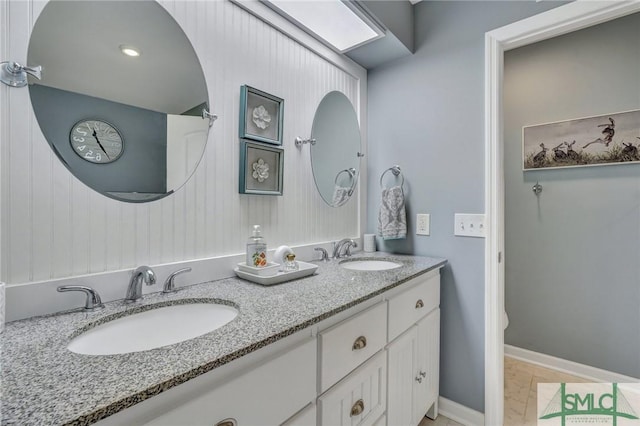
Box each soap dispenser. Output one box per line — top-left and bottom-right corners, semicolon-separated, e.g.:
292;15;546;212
246;225;267;267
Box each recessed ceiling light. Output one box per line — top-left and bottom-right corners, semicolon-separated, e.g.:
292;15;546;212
264;0;385;53
119;45;141;57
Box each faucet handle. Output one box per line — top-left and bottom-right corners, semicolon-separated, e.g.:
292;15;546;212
57;285;104;311
163;267;192;293
314;247;329;262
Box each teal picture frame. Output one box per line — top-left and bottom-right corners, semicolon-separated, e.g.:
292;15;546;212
239;85;284;145
239;140;284;195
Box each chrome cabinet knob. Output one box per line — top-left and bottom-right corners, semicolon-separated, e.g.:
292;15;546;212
415;375;423;384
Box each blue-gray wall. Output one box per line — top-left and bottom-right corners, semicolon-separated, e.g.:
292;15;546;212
367;1;564;412
504;13;640;378
30;84;167;196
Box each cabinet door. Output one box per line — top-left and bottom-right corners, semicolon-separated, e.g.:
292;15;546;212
414;308;440;423
318;350;386;426
387;326;418;426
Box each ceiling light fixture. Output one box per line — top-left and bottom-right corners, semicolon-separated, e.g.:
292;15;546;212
119;45;141;57
263;0;385;53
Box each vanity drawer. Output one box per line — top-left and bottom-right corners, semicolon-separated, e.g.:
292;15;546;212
319;302;387;392
388;273;440;341
318;350;387;426
144;338;316;426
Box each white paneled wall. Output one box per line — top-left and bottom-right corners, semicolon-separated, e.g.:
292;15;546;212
0;0;363;284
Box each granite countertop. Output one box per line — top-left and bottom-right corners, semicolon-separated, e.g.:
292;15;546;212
0;252;446;426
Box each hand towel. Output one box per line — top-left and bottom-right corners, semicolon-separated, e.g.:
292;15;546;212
332;186;352;207
378;186;407;240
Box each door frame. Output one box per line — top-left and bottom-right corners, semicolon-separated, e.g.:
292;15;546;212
483;1;640;424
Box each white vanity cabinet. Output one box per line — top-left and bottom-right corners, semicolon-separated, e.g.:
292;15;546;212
386;274;441;426
96;268;442;426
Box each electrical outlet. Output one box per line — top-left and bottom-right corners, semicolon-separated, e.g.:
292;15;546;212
454;213;486;238
416;214;430;236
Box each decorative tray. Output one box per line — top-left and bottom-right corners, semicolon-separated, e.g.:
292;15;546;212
234;261;318;286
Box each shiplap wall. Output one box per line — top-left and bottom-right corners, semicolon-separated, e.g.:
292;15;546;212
0;0;362;284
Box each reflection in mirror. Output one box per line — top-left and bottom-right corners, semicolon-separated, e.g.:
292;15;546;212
28;0;210;203
311;91;361;207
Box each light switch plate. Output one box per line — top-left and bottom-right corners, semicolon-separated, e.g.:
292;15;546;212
416;214;430;235
454;213;486;238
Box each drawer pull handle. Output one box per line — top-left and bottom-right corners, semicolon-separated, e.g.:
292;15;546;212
415;299;424;309
215;419;237;426
352;336;367;350
350;399;365;416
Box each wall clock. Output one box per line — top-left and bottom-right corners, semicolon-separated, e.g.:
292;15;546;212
69;119;124;164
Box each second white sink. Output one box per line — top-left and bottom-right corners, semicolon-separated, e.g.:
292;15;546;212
68;302;238;355
340;259;402;271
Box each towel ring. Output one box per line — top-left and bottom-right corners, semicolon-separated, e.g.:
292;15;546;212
335;167;356;185
380;165;404;189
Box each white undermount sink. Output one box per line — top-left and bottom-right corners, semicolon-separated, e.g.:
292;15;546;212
340;259;403;271
67;302;238;355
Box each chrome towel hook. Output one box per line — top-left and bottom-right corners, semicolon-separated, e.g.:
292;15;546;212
532;181;543;195
0;61;42;87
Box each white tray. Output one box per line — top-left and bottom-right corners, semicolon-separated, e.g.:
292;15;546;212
234;261;318;286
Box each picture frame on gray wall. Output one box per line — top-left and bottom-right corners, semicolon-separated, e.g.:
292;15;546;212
523;109;640;170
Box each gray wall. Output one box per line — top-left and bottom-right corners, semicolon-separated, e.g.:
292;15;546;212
30;84;167;196
504;13;640;377
367;1;564;412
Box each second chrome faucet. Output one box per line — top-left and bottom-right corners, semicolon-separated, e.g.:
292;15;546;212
125;266;157;303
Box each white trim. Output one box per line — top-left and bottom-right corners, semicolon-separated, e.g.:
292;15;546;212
505;345;640;384
484;1;640;425
438;396;485;426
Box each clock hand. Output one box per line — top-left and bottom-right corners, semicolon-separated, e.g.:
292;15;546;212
92;129;111;160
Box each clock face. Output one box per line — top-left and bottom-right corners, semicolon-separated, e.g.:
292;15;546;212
70;119;124;164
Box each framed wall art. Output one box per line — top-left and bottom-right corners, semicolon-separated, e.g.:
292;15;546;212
523;109;640;170
239;85;284;145
239;140;284;195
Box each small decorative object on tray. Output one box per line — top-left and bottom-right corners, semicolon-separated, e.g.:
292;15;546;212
236;261;280;277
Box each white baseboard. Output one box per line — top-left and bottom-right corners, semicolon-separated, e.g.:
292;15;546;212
505;344;640;383
438;396;484;426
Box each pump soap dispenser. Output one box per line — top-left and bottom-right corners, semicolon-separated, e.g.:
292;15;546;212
246;225;267;267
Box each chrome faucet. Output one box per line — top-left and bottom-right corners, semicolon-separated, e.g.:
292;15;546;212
125;266;157;303
333;239;358;259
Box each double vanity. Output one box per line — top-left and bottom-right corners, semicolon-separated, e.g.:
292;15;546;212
1;253;445;426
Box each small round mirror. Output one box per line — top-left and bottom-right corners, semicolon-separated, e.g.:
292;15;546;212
28;0;211;203
311;92;361;207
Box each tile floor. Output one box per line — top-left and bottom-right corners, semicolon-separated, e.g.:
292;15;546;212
418;414;462;426
504;356;589;426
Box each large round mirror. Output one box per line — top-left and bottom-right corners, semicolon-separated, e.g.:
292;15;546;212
311;91;361;207
28;0;210;203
